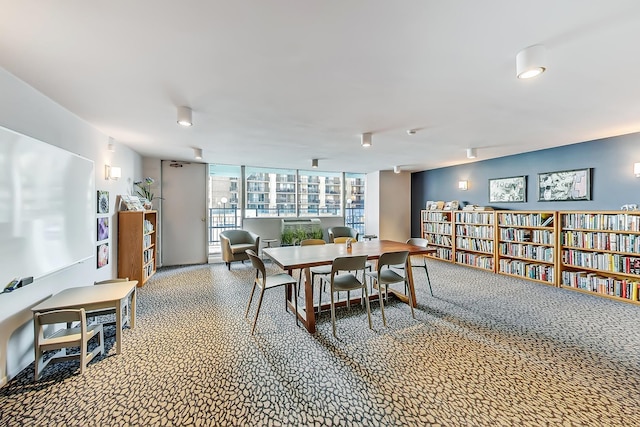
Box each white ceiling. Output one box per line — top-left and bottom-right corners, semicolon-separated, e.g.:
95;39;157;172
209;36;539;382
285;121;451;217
2;1;640;173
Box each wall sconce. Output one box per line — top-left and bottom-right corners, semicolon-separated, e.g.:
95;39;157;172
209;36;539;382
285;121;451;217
458;180;468;190
105;165;121;180
361;132;372;148
634;162;640;177
312;158;318;168
177;106;193;127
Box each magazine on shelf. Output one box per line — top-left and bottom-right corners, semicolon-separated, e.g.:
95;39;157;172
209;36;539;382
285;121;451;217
119;195;144;211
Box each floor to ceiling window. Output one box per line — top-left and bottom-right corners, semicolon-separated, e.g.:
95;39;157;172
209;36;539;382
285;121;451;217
208;164;242;254
345;173;366;236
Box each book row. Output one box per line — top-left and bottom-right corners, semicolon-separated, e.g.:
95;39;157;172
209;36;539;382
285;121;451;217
562;213;640;232
562;231;640;253
499;228;555;245
499;259;554;283
499;243;554;262
561;271;639;301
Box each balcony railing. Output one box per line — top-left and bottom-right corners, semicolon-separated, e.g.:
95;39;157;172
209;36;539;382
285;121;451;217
208;206;366;247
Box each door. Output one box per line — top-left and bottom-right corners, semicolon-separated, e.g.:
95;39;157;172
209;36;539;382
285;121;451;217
161;161;208;266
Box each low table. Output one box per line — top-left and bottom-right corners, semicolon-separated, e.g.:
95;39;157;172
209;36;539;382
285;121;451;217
31;280;138;355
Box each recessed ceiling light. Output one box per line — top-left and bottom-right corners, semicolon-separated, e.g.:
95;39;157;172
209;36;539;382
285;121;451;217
516;45;547;79
177;106;193;127
361;132;372;148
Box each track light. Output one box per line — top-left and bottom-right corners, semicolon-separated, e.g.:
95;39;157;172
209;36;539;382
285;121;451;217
466;148;477;159
516;45;547;79
194;148;203;160
107;136;115;152
361;132;372;148
393;166;401;174
177;106;193;127
312;158;318;168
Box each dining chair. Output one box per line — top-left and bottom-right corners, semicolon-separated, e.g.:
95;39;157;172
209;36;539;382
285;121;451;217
298;239;331;313
320;255;372;337
34;308;104;381
245;249;298;334
366;250;414;326
86;277;131;328
402;238;434;296
327;226;359;243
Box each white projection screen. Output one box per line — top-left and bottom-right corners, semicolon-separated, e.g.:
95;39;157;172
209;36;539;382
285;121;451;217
0;126;94;280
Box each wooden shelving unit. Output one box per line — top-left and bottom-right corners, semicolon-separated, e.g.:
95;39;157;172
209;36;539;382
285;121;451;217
496;211;557;286
420;209;453;262
453;211;495;272
118;210;157;287
559;211;640;304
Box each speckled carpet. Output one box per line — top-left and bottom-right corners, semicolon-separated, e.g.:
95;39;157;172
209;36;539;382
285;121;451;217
1;259;639;426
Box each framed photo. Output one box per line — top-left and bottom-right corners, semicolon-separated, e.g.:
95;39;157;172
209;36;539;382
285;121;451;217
488;176;526;203
97;217;109;241
538;168;591;201
97;243;109;268
97;190;109;214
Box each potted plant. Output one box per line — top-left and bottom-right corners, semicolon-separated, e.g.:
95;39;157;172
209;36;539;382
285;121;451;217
134;177;161;209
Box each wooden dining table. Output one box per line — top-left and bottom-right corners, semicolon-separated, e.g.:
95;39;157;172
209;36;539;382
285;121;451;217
263;239;435;334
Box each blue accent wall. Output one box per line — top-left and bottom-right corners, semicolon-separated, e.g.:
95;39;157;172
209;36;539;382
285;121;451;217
411;133;640;236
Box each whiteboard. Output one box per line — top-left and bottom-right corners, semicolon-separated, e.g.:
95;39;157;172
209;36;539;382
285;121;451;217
0;126;94;280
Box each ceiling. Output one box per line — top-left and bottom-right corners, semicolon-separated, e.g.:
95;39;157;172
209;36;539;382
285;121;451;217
2;1;640;174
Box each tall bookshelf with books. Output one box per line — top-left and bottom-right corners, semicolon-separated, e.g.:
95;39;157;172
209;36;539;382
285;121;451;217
496;211;557;285
421;209;453;261
453;211;495;271
559;211;640;304
118;210;157;287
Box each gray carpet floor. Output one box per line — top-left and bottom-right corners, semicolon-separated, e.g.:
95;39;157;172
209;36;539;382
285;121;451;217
1;259;640;426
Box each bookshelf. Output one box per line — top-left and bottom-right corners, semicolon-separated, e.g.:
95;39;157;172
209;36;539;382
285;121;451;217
453;211;495;272
559;211;640;304
118;210;157;287
496;211;557;286
420;209;453;262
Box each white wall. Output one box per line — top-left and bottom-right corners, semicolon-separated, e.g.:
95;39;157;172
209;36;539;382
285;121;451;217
365;171;380;237
379;170;411;241
0;67;142;385
365;170;411;242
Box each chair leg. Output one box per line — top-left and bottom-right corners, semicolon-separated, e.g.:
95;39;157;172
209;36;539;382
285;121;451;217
293;283;299;327
251;287;266;334
378;281;387;327
245;281;258;318
227;262;231;271
330;290;337;338
363;284;372;330
406;278;415;319
423;263;434;296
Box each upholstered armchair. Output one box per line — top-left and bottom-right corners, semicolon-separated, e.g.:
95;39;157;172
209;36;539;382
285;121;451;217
327;226;359;243
220;230;260;270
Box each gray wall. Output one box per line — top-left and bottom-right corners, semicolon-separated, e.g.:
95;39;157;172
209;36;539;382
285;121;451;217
411;133;640;236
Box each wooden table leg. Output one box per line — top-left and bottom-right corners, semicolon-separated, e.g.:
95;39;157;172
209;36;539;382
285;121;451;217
115;299;122;355
130;288;137;329
285;268;315;333
304;267;316;333
386;257;418;307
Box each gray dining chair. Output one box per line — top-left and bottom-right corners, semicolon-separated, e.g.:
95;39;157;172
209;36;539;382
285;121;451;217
320;254;371;337
245;249;298;334
366;250;414;326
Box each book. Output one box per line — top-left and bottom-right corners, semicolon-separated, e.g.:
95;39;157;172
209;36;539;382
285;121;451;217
119;195;144;211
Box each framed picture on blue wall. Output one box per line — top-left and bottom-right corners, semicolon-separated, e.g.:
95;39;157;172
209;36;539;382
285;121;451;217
488;176;526;203
537;168;591;201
